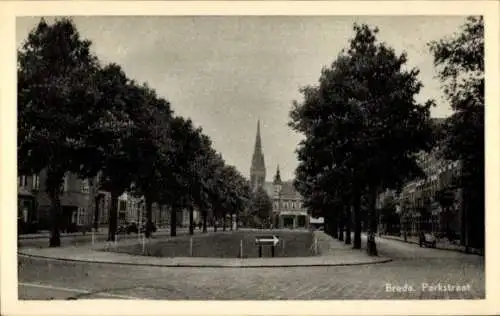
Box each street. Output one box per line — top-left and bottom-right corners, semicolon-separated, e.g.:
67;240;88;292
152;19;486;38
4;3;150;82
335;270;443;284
18;235;484;300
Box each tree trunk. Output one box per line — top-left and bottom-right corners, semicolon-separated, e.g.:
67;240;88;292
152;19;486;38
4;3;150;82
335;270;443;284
366;187;378;256
45;170;65;247
107;192;119;241
329;209;338;239
235;209;239;231
222;211;227;231
202;208;208;233
338;211;344;241
460;189;466;247
170;205;177;237
158;204;162;227
94;194;100;232
145;196;153;238
230;212;234;231
214;213;218;232
345;204;352;245
85;178;95;234
48;189;62;247
352;189;362;249
189;205;194;235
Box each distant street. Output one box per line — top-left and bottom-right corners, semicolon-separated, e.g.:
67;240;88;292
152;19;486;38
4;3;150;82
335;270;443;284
18;235;484;300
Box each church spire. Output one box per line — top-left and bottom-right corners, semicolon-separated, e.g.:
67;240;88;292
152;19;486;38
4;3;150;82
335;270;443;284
250;119;266;191
273;164;282;184
255;120;262;155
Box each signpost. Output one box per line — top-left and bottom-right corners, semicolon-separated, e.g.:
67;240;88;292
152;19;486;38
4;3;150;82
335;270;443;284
255;235;280;258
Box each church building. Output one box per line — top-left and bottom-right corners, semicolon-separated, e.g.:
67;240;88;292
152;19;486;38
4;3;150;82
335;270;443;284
249;120;309;229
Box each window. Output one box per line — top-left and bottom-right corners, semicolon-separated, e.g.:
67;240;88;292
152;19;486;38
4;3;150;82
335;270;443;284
60;174;69;192
77;207;87;226
32;174;40;190
119;200;127;212
19;175;28;188
81;179;89;193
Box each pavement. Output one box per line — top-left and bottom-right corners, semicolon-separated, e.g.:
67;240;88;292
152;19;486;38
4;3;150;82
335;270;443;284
378;233;484;255
18;226;196;240
17;231;484;300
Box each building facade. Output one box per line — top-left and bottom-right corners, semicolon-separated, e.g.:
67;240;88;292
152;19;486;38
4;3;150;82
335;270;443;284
98;192;200;228
18;170;93;233
377;119;463;237
266;166;309;229
249;120;308;229
18;170;200;234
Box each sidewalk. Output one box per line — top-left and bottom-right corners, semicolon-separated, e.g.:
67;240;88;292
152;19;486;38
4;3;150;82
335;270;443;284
19;229;109;240
18;231;392;268
18;227;194;240
378;234;483;255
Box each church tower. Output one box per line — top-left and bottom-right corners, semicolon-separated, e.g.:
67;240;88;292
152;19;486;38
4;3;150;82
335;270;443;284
250;120;266;191
273;164;283;197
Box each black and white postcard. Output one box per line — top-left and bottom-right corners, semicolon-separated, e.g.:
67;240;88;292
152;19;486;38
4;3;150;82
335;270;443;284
1;1;499;316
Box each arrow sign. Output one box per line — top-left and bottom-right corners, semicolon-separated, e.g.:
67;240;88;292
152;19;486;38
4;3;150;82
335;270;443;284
255;235;279;246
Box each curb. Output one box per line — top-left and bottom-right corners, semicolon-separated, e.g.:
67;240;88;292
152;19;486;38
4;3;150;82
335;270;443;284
18;230;174;240
378;235;483;256
18;251;393;268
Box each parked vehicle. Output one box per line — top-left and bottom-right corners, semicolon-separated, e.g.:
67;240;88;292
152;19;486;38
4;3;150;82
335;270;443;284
419;232;437;248
126;222;139;234
116;222;139;234
140;221;157;233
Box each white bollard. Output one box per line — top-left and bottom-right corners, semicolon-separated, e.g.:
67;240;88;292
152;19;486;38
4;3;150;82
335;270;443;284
240;240;243;258
92;231;95;246
314;236;318;254
190;237;193;257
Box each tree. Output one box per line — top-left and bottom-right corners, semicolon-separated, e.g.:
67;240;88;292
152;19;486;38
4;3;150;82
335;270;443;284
157;116;203;237
190;136;217;233
428;16;484;250
18;18;101;247
128;86;173;238
379;194;399;235
248;188;273;228
434;186;456;239
337;24;434;255
290;23;433;256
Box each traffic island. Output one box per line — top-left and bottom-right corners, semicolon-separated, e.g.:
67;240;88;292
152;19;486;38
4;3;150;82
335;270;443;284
18;231;392;268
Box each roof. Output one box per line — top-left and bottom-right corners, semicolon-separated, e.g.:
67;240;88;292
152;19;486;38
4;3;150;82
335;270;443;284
264;180;302;199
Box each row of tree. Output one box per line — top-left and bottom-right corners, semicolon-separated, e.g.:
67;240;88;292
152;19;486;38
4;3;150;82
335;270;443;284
17;18;252;247
289;16;484;255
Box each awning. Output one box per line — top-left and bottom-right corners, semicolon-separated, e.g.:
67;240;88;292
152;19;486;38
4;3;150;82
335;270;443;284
309;217;324;224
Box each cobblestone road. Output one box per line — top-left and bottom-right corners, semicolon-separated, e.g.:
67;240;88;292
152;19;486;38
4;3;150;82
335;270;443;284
18;235;484;300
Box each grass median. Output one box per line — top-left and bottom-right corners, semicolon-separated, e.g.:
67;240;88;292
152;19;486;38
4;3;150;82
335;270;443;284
101;230;318;258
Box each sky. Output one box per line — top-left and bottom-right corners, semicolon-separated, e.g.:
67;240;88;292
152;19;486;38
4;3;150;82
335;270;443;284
16;16;468;181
